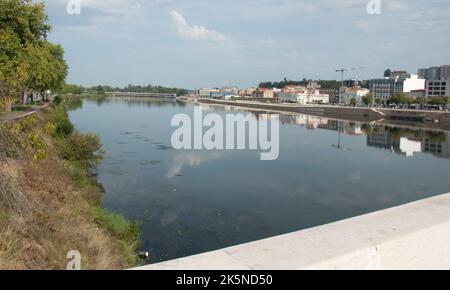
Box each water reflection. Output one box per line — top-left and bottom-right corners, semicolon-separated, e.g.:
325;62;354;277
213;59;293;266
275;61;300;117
275;114;450;159
84;95;187;108
167;152;225;178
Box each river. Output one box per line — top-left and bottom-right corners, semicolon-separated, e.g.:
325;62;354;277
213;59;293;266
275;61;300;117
68;97;450;263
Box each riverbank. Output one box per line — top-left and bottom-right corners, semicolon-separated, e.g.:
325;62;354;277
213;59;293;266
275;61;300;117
137;192;450;270
0;103;140;269
196;99;450;132
0;104;50;124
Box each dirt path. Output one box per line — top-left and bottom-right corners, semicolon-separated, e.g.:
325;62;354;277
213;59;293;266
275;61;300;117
0;104;51;124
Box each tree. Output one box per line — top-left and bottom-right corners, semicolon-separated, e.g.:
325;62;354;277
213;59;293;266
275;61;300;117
429;96;449;106
0;0;67;109
384;69;392;78
362;93;373;106
415;97;427;106
390;92;408;105
0;0;51;45
375;98;384;106
0;30;28;111
61;84;85;95
350;97;357;107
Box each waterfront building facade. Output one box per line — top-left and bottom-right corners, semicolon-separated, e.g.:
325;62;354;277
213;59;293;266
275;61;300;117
339;87;370;105
426;79;450;98
418;65;450;80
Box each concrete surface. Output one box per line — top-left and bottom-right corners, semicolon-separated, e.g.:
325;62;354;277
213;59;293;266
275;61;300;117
197;99;450;132
135;193;450;270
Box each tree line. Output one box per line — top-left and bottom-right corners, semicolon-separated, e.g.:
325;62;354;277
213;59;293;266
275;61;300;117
61;84;188;97
0;0;68;112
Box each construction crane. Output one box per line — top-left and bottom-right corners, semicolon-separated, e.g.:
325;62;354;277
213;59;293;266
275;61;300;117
335;67;365;88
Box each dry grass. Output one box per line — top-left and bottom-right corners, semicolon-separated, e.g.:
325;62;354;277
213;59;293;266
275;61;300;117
0;107;138;270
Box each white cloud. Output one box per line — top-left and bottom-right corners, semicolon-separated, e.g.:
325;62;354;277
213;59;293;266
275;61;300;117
169;10;227;42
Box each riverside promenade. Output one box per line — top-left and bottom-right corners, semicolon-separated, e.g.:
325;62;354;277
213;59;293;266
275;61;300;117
136;193;450;270
196;99;450;132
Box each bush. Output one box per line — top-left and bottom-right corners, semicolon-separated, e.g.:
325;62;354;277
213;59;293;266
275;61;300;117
58;132;104;167
48;107;74;137
53;95;63;105
54;118;74;137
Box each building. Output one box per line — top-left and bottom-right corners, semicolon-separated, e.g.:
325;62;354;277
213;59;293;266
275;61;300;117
339;87;370;106
197;88;220;98
418;68;427;80
426;79;450;98
417;65;450;80
278;87;329;104
238;88;256;98
319;88;339;103
209;91;227;99
252;88;275;99
369;74;425;104
369;79;399;103
345;79;359;88
403;74;426;93
442;65;450;80
406;89;426;99
391;71;409;81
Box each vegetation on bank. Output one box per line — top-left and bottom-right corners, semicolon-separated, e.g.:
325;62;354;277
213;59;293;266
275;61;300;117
0;100;140;269
61;83;188;97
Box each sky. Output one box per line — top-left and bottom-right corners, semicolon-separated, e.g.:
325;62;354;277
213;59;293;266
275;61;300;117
43;0;450;89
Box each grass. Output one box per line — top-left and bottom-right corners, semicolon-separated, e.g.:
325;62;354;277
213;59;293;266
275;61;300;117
11;105;33;112
0;101;141;269
93;207;141;266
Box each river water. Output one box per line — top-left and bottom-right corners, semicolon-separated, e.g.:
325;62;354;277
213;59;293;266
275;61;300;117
68;97;450;263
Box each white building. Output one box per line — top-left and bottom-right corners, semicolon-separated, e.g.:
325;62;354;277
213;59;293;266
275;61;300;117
403;74;426;93
278;90;329;105
339;87;370;105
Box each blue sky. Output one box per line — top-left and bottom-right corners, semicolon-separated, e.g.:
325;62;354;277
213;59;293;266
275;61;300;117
43;0;450;89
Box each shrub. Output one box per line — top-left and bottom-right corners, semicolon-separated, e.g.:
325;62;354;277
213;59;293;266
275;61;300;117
53;95;63;105
58;132;104;167
54;118;74;137
27;131;48;160
48;108;74;138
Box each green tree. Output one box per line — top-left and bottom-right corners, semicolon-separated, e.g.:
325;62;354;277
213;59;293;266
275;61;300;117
362;93;373;106
384;69;392;78
429;96;449;106
0;30;28;111
390;92;408;104
415;97;427;106
0;0;67;109
62;84;85;95
375;98;384;106
350;97;357;107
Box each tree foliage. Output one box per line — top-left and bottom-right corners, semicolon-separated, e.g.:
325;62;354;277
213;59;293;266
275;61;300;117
362;93;373;105
0;0;67;110
259;79;341;90
384;69;392;78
